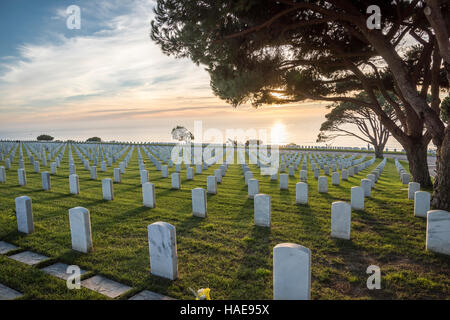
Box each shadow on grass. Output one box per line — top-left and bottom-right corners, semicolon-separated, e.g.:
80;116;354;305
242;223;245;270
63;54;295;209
295;203;327;234
233;198;254;223
228;225;271;299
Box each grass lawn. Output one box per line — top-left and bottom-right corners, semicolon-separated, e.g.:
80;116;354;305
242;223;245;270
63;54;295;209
0;145;449;299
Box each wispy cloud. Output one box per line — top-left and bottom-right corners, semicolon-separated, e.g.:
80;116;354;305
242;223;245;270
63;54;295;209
0;0;214;115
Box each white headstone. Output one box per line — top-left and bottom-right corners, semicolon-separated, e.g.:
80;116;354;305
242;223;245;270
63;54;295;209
69;174;80;195
342;169;348;180
18;168;26;186
214;169;222;183
69;207;93;253
15;196;34;234
426;210;450;256
0;166;5;183
90;166;97;180
401;173;410;184
348;167;355;176
361;179;371;197
331;201;351;240
50;162;57;175
289;166;295;176
254;194;271;227
34;161;40;173
171;172;181;189
41;171;51;190
207;176;217;194
140;170;148;185
102;178;114;201
300;170;307;183
162;165;168;178
280;174;289;190
314;168;320;179
367;174;375;188
296;182;308;204
113;168;121;183
414;191;430;218
148;222;178;280
273;243;311;300
143;182;156;208
351;186;364;210
192;188;207;217
408;182;420;200
244;171;253;185
331;172;340;185
220;164;226;176
318;176;328;193
187;167;194;180
248;179;259;199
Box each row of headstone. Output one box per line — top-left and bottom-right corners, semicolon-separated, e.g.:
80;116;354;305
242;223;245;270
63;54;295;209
349;158;387;210
394;158;410;184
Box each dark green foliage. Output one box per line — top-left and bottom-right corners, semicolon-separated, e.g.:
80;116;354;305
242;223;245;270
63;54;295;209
86;137;102;142
150;1;440;108
37;135;54;141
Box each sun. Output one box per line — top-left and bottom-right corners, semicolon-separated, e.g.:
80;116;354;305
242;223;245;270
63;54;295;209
271;122;288;145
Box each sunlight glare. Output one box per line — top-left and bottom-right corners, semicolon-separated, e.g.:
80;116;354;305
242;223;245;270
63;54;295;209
271;122;288;145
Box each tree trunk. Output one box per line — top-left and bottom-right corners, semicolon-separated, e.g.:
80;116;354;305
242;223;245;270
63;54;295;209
403;139;433;188
431;128;450;211
374;144;384;158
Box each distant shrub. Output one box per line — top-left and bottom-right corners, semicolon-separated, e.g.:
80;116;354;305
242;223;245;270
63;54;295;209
37;134;54;141
86;137;102;142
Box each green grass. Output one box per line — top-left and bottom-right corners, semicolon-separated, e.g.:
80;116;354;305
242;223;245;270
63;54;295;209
0;146;449;300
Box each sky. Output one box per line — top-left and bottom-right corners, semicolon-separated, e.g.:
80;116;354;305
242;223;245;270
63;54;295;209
0;0;405;149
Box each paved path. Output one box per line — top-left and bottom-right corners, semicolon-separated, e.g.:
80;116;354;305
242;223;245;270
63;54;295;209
1;240;174;300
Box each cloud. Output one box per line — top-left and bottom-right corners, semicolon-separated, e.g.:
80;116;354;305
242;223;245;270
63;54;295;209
0;0;215;116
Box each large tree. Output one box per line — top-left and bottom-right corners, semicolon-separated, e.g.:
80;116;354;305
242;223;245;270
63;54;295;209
317;93;395;158
152;0;449;209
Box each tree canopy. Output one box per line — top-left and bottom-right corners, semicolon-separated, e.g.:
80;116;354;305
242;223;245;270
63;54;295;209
152;0;450;209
